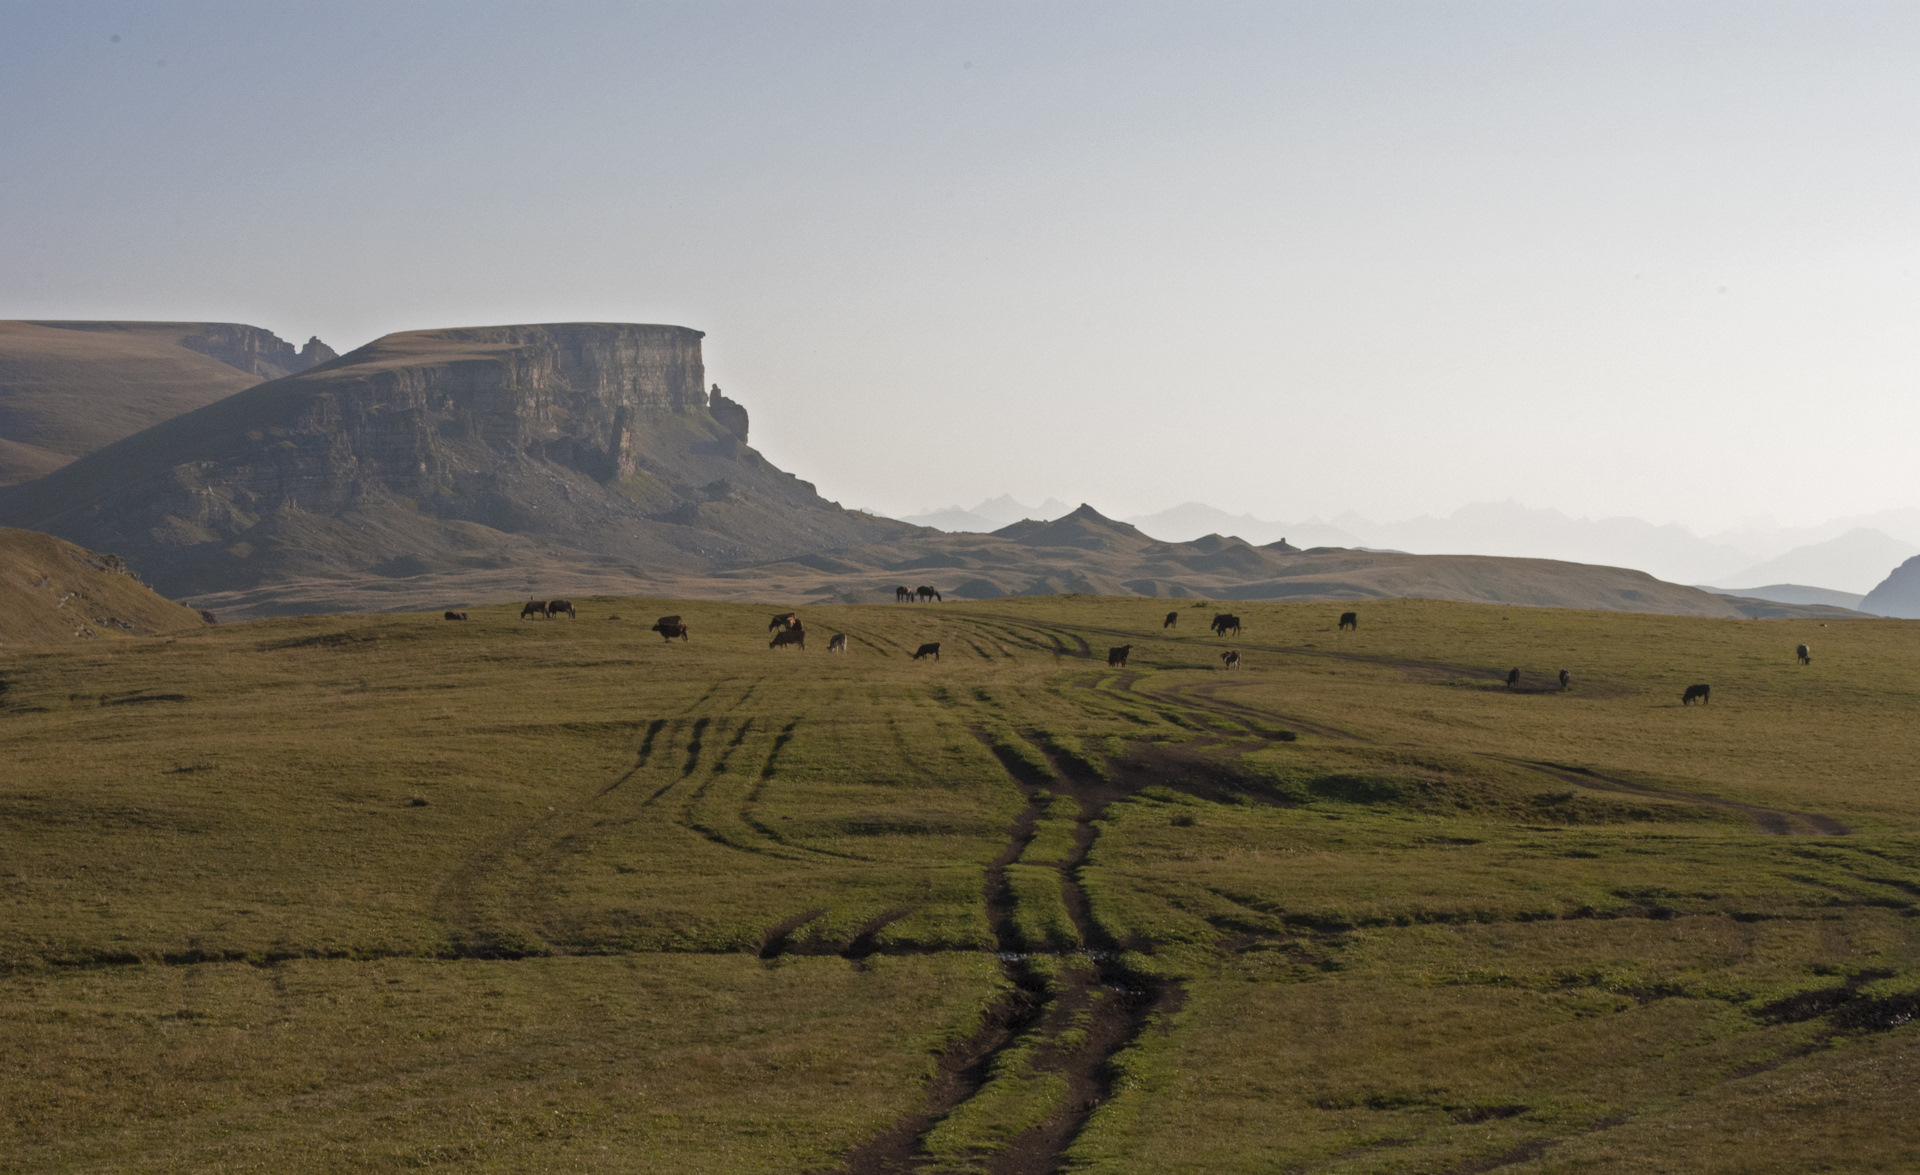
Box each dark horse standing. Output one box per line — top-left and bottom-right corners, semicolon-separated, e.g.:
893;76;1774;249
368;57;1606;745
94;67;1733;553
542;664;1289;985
916;586;942;603
895;586;912;602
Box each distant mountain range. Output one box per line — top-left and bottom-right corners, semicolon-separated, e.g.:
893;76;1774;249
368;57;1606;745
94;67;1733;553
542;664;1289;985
895;497;1920;604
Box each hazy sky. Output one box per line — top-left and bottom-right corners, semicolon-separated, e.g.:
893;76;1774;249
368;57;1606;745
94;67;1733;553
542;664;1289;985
4;2;1917;531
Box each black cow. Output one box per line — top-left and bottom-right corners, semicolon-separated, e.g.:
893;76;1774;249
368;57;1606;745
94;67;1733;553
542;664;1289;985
1210;613;1241;637
1506;668;1521;689
443;611;468;621
770;628;806;650
547;599;576;619
1796;643;1811;665
1108;645;1131;668
652;615;689;642
521;601;547;620
911;642;942;661
1339;611;1358;630
1559;668;1571;690
1163;611;1179;629
1683;683;1711;706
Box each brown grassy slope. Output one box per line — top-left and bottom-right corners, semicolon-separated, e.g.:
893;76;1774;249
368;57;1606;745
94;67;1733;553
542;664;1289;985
0;322;275;484
655;504;1857;620
0;526;208;645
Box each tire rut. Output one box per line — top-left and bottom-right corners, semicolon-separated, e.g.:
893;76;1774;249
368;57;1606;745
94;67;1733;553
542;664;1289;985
837;730;1181;1174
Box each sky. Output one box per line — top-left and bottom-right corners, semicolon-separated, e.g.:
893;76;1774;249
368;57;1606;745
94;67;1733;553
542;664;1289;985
3;1;1918;533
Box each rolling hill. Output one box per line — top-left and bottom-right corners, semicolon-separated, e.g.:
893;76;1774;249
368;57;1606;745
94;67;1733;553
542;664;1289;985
0;323;916;612
0;320;335;485
662;503;1863;620
0;525;209;646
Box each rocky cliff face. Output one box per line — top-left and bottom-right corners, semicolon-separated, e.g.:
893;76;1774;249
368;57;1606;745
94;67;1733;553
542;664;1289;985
0;323;915;604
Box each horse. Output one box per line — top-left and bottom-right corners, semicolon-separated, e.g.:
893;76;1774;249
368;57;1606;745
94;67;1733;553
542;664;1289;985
443;611;468;621
520;601;547;620
1108;645;1131;668
770;628;806;650
911;642;941;661
1210;613;1241;637
828;633;848;654
896;586;911;602
1796;643;1811;665
1221;649;1241;669
1683;683;1711;706
769;612;799;632
1507;668;1521;689
546;599;576;619
1339;611;1358;630
1559;668;1571;690
1163;611;1179;629
916;586;942;603
652;616;689;642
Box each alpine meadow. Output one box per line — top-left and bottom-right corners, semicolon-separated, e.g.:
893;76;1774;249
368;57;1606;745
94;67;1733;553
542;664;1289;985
5;594;1919;1173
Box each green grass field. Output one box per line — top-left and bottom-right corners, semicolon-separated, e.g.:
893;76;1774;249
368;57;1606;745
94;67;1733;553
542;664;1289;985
4;595;1918;1173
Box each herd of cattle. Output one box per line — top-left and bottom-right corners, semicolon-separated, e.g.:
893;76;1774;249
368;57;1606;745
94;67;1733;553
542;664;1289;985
453;597;1819;701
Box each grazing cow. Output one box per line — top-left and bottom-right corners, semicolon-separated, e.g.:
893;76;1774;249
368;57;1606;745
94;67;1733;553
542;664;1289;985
652;615;689;642
1796;643;1811;665
1682;683;1711;706
770;628;806;650
769;612;799;632
1221;649;1241;670
911;642;942;661
1559;668;1571;690
546;599;576;619
1507;668;1521;689
443;611;468;621
521;601;547;620
1163;611;1179;629
917;585;942;603
896;586;912;602
1108;644;1132;668
1339;611;1358;630
1210;613;1241;637
828;632;848;653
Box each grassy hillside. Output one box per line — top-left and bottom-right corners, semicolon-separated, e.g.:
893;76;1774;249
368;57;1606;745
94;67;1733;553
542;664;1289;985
2;595;1916;1172
0;526;209;647
0;322;328;486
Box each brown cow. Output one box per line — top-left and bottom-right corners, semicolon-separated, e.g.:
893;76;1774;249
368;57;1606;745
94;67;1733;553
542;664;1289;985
911;642;941;661
1221;649;1241;669
652;615;689;642
1108;644;1131;668
1163;611;1179;629
770;628;806;650
769;612;799;632
443;611;468;621
547;599;576;619
521;601;547;620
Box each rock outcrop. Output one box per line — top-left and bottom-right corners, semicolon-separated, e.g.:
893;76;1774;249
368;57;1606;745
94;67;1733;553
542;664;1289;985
708;384;749;441
1862;556;1920;618
0;322;916;607
0;526;209;645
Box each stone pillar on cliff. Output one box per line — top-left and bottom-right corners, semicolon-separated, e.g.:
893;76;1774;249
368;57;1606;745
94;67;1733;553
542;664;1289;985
298;336;339;369
709;384;749;442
